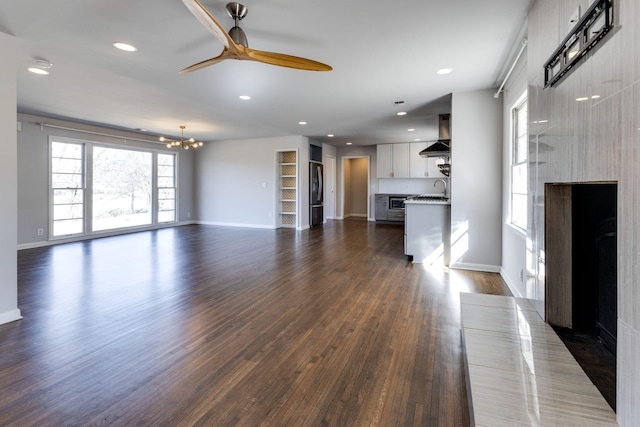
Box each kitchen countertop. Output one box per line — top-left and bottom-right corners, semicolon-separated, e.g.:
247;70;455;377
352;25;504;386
404;194;451;205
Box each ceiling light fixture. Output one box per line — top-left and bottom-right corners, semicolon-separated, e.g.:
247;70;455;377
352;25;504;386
239;95;251;100
436;68;453;75
408;128;415;132
576;97;589;102
28;59;52;75
591;95;601;99
113;42;137;52
160;126;203;150
298;121;307;125
327;134;334;137
397;111;407;116
346;142;352;145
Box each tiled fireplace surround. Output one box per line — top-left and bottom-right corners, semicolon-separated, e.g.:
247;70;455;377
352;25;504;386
527;0;640;425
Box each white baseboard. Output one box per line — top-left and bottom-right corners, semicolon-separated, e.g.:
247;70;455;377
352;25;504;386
17;221;196;250
450;262;501;273
500;267;525;298
197;221;276;229
0;309;22;326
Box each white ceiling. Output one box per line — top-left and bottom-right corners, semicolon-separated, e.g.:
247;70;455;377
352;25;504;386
0;0;530;146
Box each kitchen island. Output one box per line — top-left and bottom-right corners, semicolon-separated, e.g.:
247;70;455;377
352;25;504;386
404;196;451;265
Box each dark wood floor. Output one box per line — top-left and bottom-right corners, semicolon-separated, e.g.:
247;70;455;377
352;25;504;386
1;220;510;426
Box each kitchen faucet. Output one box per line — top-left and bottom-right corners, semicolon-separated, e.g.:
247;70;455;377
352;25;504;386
434;179;447;198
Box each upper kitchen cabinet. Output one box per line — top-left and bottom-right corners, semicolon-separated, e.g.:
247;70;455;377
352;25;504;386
410;142;448;178
377;143;409;178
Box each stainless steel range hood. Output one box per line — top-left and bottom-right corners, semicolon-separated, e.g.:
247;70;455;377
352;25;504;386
419;114;451;158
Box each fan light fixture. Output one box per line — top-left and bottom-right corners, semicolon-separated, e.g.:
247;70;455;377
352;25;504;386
160;126;204;150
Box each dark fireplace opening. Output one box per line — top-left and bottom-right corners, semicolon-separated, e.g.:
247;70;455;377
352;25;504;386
571;183;617;354
545;182;617;411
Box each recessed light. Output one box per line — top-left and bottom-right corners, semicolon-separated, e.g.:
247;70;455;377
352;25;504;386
113;42;137;52
327;134;334;137
298;121;307;125
414;138;420;141
397;111;407;116
239;95;251;100
591;95;601;99
346;142;352;145
408;128;415;132
28;67;49;75
28;59;52;75
436;68;453;75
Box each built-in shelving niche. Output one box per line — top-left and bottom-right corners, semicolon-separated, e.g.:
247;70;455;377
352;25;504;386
277;150;298;228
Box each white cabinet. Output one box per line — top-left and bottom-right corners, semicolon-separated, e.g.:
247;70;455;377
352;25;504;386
377;144;393;178
409;142;447;178
377;143;409;178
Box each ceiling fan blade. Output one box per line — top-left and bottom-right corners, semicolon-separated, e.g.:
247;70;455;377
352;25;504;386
180;51;229;73
244;48;332;72
181;0;234;49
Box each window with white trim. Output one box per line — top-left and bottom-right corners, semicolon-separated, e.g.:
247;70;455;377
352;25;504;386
49;138;178;238
510;95;528;231
51;141;85;237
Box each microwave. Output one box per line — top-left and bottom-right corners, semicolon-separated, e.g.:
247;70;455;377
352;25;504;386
389;196;406;210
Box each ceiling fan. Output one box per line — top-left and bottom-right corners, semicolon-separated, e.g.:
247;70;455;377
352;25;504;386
180;0;332;73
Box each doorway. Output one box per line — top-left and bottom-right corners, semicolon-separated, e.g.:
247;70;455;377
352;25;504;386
325;156;336;220
341;156;370;220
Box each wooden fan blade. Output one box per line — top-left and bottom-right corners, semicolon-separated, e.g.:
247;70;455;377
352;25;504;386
180;51;230;73
244;48;332;71
181;0;234;49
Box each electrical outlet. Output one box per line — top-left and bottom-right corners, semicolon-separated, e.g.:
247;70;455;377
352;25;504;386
37;228;44;236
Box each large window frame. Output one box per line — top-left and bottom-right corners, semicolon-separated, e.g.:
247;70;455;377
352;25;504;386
49;136;179;240
510;93;528;232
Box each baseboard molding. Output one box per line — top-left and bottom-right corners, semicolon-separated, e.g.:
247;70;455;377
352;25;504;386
450;262;501;273
500;267;525;298
197;221;276;230
0;309;22;326
17;221;196;250
344;213;368;218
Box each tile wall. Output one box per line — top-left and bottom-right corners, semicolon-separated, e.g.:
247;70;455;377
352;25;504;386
527;0;639;424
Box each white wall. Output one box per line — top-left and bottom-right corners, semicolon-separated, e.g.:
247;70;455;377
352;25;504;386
528;0;639;423
195;135;309;229
450;89;503;272
16;113;196;248
501;39;528;298
0;32;20;325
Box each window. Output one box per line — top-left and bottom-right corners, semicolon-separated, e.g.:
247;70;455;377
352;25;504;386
51;141;85;237
49;138;178;238
92;147;153;231
510;95;528;231
157;153;177;223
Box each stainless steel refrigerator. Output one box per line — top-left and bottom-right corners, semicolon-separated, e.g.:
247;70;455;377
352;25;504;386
310;162;323;227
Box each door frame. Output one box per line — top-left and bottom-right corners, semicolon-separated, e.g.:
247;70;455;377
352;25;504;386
340;156;370;220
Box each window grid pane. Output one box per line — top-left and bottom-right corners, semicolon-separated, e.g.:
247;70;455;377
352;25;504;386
511;97;528;230
51;141;85;237
157;153;176;223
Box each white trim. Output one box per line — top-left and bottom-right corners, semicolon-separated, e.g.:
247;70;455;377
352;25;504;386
500;267;525;298
450;262;501;273
340;156;371;221
344;213;368;218
197;221;276;230
0;309;22;325
17;221;196;250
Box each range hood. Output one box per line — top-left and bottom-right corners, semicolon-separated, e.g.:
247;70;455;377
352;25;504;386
419;114;451;158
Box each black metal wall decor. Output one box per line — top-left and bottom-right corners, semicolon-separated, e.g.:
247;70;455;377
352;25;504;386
544;0;613;88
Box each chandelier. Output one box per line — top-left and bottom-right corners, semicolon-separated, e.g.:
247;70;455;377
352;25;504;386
160;126;204;150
